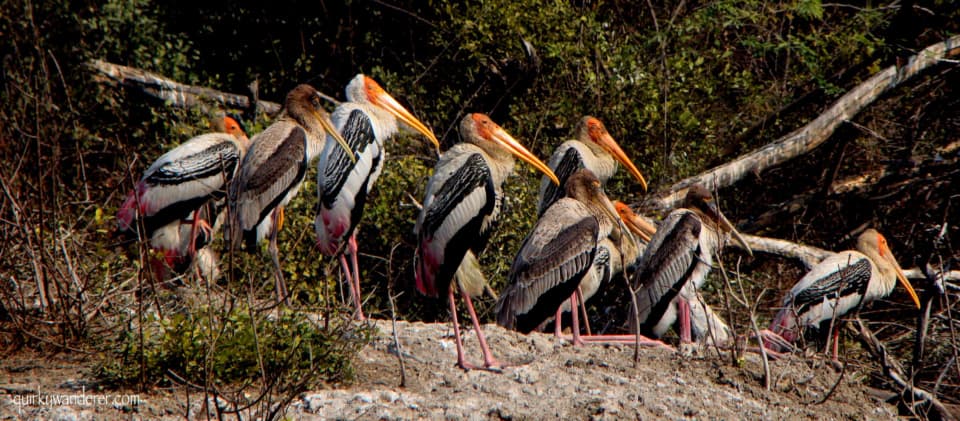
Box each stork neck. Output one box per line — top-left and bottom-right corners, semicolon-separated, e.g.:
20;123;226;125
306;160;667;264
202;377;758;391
859;247;898;299
569;141;617;182
340;102;400;142
472;142;516;185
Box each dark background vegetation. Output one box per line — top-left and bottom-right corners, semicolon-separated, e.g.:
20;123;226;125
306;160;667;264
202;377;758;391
1;0;958;415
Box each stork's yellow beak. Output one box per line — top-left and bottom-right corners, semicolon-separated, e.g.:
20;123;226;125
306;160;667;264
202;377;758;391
365;76;440;153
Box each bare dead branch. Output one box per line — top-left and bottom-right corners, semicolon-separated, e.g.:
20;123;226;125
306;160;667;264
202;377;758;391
646;35;960;212
855;318;957;420
86;59;283;115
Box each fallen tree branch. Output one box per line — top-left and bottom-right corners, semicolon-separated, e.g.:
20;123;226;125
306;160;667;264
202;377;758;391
86;59;282;115
738;234;833;270
855;318;957;420
730;234;960;284
646;35;960;212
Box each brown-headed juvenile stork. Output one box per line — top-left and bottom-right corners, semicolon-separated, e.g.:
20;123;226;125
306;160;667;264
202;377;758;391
496;169;623;345
415;113;559;371
556;201;656;337
118;116;250;280
537;116;647;216
316;74;439;320
630;185;752;343
229;84;353;306
764;229;920;358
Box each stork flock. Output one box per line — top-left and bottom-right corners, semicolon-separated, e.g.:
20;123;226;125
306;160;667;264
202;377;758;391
117;75;923;371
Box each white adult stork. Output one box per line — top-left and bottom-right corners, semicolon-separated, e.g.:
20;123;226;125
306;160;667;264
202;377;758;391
537;116;647;216
764;229;921;358
228;84;354;306
118;116;250;281
415;113;559;371
496;169;624;345
630;185;752;343
315;74;439;320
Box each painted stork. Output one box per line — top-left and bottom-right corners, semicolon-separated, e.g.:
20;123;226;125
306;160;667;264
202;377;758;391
630;185;752;343
315;74;440;320
496;169;623;345
415;113;559;371
228;84;354;306
118;116;250;281
537;116;647;216
552;201;655;336
764;229;921;358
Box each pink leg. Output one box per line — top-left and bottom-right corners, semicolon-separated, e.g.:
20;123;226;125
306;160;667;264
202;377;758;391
570;291;583;346
461;284;502;370
448;287;474;370
678;298;692;343
338;254;364;320
578;286;592;336
187;209;201;258
758;329;795;353
573;333;674;350
348;234;365;320
554;307;563;338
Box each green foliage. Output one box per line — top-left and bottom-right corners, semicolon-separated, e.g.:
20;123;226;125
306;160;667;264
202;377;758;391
4;0;960;410
99;303;370;389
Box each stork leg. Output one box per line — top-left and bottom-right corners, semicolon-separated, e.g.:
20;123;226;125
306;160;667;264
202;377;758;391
570;289;584;346
678;298;692;343
578;286;592;336
348;234;365;320
187;209;201;259
447;287;472;370
338;253;365;320
460;283;503;371
553;307;563;338
269;206;290;306
447;286;501;371
758;329;796;353
572;333;674;350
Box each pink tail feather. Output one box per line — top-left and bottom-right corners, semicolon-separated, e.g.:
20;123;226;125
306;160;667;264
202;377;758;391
117;182;148;233
765;309;798;349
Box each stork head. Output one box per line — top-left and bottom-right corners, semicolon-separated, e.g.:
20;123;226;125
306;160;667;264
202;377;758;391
577;116;648;192
346;74;440;152
858;229;921;308
614;201;655;243
286;84;355;163
461;113;560;185
684;185;752;256
222;116;250;146
565;169;619;226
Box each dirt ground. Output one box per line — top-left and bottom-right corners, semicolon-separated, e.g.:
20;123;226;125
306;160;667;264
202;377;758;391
1;318;900;420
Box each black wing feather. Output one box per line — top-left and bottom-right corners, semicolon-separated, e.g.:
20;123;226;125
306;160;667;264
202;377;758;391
793;258;872;315
322;110;377;207
633;213;703;336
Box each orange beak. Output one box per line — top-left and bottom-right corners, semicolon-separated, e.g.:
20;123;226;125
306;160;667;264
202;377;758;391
614;201;655;242
365;76;440;153
475;114;559;185
880;242;921;308
594;130;648;192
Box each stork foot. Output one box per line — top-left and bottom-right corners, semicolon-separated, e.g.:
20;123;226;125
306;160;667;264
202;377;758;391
455;359;504;373
756;329;796;354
